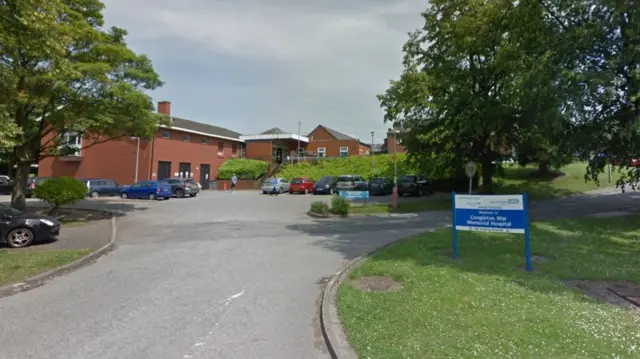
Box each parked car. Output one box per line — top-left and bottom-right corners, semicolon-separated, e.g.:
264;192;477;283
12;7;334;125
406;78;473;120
0;203;60;248
0;177;13;195
166;178;200;198
398;174;433;197
313;176;337;195
368;177;393;195
261;177;290;194
335;175;368;194
80;178;121;198
120;180;172;200
289;177;315;194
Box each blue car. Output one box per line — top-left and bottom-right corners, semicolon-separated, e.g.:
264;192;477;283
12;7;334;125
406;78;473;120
120;180;172;200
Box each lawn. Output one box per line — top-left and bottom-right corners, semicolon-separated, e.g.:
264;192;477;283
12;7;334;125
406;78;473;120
338;216;640;358
0;249;91;286
350;162;620;215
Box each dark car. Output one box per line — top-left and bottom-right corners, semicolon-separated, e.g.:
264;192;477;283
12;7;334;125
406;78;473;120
80;178;121;198
398;174;433;197
166;178;200;198
0;177;13;195
0;203;61;248
120;180;172;200
368;177;393;196
313;176;337;195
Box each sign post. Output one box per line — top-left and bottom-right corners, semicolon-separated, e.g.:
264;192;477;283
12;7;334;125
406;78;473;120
339;191;370;201
452;192;532;272
464;162;477;194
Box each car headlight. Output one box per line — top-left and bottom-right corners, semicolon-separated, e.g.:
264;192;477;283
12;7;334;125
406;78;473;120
40;219;55;226
325;184;329;188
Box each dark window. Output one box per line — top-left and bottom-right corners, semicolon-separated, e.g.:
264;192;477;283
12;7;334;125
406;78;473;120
370;178;384;184
337;176;353;182
292;178;304;184
183;134;190;142
218;141;224;154
232;143;238;155
161;131;170;139
168;179;181;184
201;138;208;144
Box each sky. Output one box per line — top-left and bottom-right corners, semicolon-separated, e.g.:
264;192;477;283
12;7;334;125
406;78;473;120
101;0;427;143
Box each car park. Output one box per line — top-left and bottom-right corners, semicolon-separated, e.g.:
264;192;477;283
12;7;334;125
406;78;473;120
166;178;200;198
120;180;172;200
398;174;433;197
80;178;121;198
289;177;315;194
0;203;60;248
313;176;337;195
368;177;393;195
261;177;290;194
335;175;368;194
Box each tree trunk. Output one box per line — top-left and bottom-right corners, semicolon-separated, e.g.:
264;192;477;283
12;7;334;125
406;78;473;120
538;161;550;176
7;149;15;179
11;162;30;210
480;156;494;193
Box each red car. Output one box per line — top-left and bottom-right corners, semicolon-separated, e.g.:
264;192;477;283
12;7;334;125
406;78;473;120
289;177;315;194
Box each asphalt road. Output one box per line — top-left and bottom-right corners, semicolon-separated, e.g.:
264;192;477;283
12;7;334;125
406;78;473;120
0;188;637;359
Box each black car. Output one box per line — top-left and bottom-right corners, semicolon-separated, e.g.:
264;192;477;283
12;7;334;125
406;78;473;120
0;204;61;248
0;177;13;195
398;174;433;197
166;178;200;198
313;176;337;195
368;177;393;195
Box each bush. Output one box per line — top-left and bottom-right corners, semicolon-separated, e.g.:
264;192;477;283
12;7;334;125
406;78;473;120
330;196;350;217
218;159;269;180
309;201;330;215
278;154;415;181
33;177;88;210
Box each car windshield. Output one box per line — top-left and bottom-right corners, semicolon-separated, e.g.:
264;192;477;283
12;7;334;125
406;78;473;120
264;178;275;184
157;180;168;185
401;175;416;182
337;176;353;182
318;177;334;184
292;178;304;184
0;204;22;216
370;178;384;184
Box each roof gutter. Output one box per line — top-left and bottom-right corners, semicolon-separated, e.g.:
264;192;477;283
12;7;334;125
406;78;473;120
159;125;244;143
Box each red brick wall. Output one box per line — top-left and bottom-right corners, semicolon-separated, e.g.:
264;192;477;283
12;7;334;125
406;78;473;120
358;142;371;155
307;126;365;157
245;140;273;162
386;133;406;154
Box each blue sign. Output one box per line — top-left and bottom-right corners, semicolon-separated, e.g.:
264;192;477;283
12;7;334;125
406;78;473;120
452;192;532;271
339;191;370;200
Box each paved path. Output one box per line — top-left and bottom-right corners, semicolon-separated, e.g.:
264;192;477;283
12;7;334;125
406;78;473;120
0;189;637;359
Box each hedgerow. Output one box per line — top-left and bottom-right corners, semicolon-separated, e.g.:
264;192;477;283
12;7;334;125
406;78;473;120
277;154;414;181
218;159;269;180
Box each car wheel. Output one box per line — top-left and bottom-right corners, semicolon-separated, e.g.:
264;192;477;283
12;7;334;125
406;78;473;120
304;188;309;194
418;188;423;197
120;193;128;199
278;187;283;194
176;189;184;198
148;193;157;200
189;193;197;197
90;191;99;198
262;191;267;194
329;188;334;195
6;228;34;248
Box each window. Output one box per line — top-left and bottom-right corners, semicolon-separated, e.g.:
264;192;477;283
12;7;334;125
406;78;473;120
339;147;348;157
183;134;191;142
217;141;224;155
317;147;326;158
161;131;170;139
232;143;238;156
60;132;82;156
201;138;208;144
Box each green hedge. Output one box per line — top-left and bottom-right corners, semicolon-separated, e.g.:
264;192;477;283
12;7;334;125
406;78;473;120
218;159;269;180
277;154;478;192
33;176;88;210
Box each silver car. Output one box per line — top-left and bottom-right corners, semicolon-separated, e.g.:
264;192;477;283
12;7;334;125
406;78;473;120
261;177;290;194
335;175;367;194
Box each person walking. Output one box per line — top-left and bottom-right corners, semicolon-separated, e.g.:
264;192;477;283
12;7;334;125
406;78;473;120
271;177;279;196
231;173;238;193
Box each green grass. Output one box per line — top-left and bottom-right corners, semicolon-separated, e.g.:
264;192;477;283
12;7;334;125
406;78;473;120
338;216;640;359
0;249;91;286
350;162;620;215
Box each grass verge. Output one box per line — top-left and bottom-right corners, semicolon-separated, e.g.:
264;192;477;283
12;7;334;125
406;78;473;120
0;249;92;286
337;216;640;358
350;162;619;215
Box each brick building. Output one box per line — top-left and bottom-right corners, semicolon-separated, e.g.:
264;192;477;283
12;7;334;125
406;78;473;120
240;128;309;164
306;125;371;158
38;101;244;189
383;129;407;155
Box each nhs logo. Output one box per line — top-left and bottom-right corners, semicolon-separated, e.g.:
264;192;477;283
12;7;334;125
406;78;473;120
507;199;520;204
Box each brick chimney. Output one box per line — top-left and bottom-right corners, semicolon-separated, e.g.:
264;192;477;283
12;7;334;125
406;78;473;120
157;101;171;115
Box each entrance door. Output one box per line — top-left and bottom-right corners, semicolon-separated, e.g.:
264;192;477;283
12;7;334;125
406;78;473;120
179;162;191;178
157;161;171;180
275;148;283;164
200;164;210;190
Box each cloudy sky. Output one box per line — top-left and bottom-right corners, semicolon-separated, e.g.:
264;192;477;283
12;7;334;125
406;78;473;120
102;0;427;143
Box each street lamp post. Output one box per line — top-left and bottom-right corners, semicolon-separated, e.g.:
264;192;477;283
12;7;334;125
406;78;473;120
370;131;375;178
297;121;301;161
392;130;398;211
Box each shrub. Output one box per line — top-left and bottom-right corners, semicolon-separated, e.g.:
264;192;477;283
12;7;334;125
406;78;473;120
278;154;415;181
330;196;350;217
218;159;269;180
309;201;330;215
33;176;88;210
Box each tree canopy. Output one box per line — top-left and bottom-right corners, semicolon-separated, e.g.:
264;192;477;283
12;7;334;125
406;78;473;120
0;0;166;209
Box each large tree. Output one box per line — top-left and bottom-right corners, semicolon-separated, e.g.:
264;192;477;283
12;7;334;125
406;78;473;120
0;0;166;209
378;0;569;192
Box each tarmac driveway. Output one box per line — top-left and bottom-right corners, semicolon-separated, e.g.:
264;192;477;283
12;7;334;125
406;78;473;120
0;189;636;359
